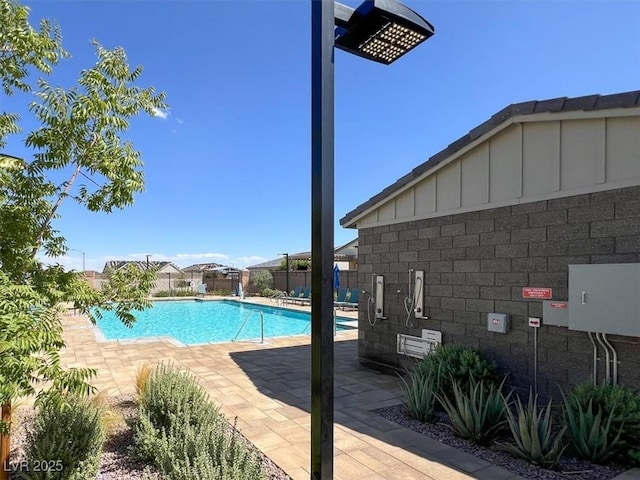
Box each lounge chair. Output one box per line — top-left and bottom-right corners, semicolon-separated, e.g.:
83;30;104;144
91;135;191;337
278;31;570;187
336;288;359;311
292;286;311;305
283;286;303;304
334;288;348;306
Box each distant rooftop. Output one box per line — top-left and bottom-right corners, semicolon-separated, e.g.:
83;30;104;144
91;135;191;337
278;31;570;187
102;260;180;273
183;262;226;272
246;239;358;270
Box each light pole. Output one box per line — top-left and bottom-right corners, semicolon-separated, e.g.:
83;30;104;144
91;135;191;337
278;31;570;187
167;271;171;297
279;253;290;294
310;1;434;478
69;248;86;272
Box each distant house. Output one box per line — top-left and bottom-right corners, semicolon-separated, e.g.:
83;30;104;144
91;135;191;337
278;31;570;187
246;239;359;273
245;258;283;272
102;260;183;275
183;263;237;276
183;262;248;294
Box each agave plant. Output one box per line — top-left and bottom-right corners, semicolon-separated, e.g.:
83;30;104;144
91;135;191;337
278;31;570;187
437;375;510;445
398;367;440;423
501;389;566;469
562;392;624;463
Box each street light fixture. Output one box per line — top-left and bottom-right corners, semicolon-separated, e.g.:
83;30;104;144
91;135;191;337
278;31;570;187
311;1;434;478
279;253;290;295
69;248;86;272
334;0;434;64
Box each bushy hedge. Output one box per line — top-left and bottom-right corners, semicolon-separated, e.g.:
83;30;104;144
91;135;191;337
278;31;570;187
20;395;105;480
130;363;266;480
414;344;500;401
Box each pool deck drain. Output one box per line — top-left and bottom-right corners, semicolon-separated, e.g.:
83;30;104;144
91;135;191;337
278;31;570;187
57;297;630;480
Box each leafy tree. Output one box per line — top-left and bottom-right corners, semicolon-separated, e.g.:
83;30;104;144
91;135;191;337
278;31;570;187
0;0;167;474
278;258;310;271
251;270;273;292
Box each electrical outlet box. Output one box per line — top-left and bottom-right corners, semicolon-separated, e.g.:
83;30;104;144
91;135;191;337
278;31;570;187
487;313;510;333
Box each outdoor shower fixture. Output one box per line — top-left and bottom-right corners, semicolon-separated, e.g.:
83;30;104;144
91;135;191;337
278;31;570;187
403;269;426;327
364;273;385;326
375;275;385;319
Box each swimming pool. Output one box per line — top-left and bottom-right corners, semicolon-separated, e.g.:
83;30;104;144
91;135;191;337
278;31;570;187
94;300;353;345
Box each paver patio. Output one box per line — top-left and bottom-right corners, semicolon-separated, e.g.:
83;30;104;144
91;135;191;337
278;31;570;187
58;298;527;479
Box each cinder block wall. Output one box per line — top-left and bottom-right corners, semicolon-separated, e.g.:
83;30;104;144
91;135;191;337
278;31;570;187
357;185;640;396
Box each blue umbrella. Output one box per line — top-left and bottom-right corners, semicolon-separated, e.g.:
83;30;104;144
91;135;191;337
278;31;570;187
333;265;340;290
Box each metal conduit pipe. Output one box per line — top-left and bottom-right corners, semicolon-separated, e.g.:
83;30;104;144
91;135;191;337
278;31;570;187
602;333;618;385
587;332;598;385
596;332;611;384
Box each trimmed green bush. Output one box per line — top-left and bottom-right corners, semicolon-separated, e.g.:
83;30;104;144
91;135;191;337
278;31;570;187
20;395;105;480
131;363;266;480
251;270;272;292
437;376;510;445
261;288;284;298
398;367;440;423
154;290;194;297
415;344;500;401
501;389;566;469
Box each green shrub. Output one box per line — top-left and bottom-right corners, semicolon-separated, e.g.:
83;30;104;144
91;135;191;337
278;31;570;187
398;367;440;423
135;363;217;436
251;270;272;292
173;289;195;297
561;392;624;463
415;344;500;401
261;288;284;298
20;395;105;480
501;389;566;469
210;289;232;296
131;363;266;480
437;376;510;445
564;383;640;464
154;290;195;297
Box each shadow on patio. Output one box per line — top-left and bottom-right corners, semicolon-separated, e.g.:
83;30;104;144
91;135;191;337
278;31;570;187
228;339;516;480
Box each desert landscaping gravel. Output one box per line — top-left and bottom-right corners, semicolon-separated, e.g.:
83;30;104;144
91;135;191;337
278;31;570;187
374;404;628;480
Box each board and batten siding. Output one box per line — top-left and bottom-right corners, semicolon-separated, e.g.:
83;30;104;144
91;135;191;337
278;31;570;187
357;114;640;228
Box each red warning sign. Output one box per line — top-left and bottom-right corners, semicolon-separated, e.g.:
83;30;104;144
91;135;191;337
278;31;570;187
522;287;552;299
550;302;568;309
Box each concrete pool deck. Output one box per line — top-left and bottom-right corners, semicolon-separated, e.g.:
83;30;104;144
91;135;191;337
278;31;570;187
57;297;637;480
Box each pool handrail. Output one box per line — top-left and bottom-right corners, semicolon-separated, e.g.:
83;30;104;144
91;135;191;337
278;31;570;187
232;309;264;343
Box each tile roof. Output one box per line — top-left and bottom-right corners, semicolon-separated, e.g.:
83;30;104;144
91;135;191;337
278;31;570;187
246;240;358;270
340;90;640;227
182;262;227;272
102;260;179;273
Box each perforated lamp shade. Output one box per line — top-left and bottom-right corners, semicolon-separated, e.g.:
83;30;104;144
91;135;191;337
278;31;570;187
334;0;434;65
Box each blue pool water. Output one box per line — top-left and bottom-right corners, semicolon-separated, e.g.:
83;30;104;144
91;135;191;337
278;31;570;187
95;300;352;345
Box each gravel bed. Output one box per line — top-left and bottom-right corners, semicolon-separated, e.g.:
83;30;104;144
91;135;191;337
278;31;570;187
8;395;291;480
373;404;627;480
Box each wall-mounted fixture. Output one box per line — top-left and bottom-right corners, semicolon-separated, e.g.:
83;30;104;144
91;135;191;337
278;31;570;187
487;312;510;334
375;275;385;319
397;329;441;358
413;270;426;319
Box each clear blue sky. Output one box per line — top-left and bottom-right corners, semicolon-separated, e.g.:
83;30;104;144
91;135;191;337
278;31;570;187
6;0;640;272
